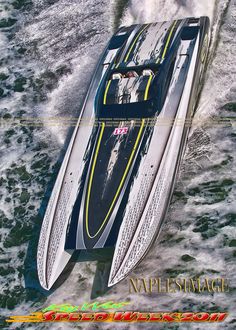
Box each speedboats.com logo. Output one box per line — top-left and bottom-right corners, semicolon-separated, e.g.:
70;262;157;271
6;301;228;323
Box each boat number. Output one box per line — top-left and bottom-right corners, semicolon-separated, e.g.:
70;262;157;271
113;127;129;136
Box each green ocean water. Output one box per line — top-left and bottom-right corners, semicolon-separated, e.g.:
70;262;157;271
0;0;235;329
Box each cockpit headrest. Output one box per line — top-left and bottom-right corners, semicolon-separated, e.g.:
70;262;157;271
112;73;123;80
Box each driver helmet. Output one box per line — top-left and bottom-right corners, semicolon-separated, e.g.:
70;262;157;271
125;71;138;78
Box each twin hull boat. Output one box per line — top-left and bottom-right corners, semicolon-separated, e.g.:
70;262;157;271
37;17;210;290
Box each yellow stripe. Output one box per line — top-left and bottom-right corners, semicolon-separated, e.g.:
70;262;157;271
103;80;112;104
156;20;177;63
85;119;145;239
144;75;153;101
124;25;148;63
161;20;177;60
86;122;105;239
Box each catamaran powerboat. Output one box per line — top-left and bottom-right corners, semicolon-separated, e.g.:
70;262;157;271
37;16;210;290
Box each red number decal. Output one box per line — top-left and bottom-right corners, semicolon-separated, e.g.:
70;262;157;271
113;127;128;136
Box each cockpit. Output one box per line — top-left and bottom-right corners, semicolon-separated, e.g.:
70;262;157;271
103;69;155;106
97;62;173;119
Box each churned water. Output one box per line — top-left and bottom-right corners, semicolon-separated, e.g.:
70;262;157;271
0;0;235;329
